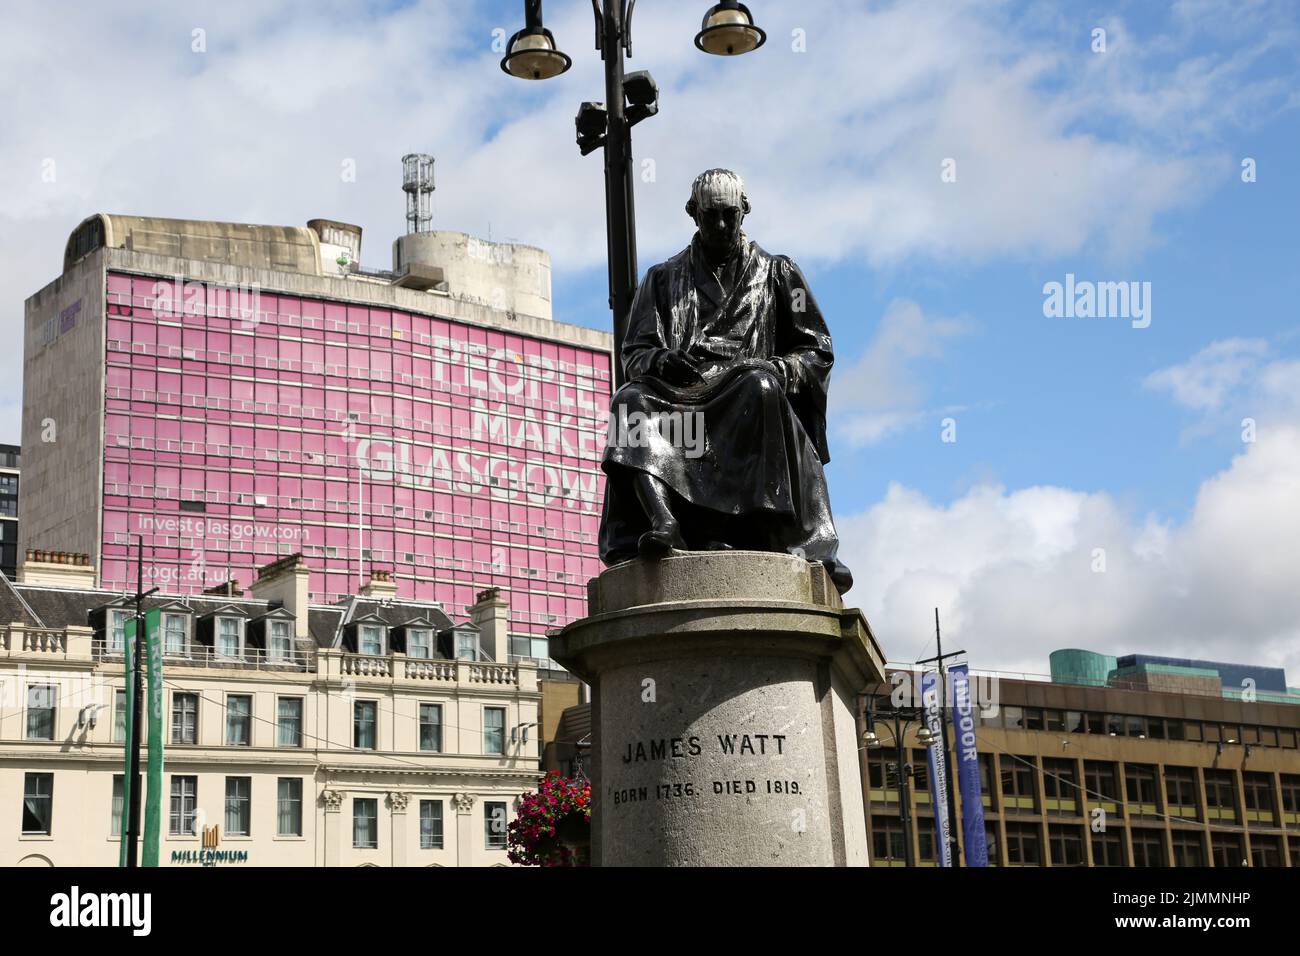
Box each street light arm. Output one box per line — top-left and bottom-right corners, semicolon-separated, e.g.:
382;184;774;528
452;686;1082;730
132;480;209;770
591;0;603;52
624;0;637;56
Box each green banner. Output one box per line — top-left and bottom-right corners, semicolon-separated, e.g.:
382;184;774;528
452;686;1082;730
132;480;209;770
143;608;164;867
119;616;135;868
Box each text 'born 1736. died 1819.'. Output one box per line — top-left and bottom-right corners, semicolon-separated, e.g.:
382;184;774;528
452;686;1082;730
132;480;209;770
597;168;853;594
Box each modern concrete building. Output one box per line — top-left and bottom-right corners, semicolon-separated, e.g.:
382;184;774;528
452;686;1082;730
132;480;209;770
20;186;612;671
0;550;542;867
548;650;1300;866
861;656;1300;867
0;445;17;580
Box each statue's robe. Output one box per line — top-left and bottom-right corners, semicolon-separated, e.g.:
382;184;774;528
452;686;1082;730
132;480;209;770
598;233;851;588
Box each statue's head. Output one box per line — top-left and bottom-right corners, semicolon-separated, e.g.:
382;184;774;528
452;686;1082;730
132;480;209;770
686;168;749;259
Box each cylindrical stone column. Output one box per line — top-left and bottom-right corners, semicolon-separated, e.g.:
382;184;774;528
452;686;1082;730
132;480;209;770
550;551;887;867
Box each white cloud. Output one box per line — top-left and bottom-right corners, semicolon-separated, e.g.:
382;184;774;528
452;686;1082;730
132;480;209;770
838;341;1300;680
1143;338;1271;411
2;1;1296;443
829;299;970;447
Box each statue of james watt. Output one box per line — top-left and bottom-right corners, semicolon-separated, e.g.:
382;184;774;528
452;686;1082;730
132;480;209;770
598;168;853;594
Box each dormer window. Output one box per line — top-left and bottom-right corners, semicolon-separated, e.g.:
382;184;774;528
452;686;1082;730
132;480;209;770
359;624;386;656
163;613;188;656
108;609;131;652
216;617;244;659
269;620;294;661
456;629;480;662
408;628;432;659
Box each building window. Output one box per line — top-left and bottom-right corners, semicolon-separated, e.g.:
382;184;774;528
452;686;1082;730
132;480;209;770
419;800;444;849
225;695;252;746
353;798;378;848
1211;833;1244;867
1204;769;1237;821
169;776;198;835
1250;834;1282;867
867;750;895;792
1042;758;1078;814
1172;831;1205;867
1165;767;1199;819
483;707;505;755
910;753;930;805
1048;825;1085;866
216;617;242;658
870;815;905;863
26;684;56;740
1130;828;1166;867
359;624;384;656
110;774;141;839
110;774;137;838
1125;764;1160;815
1091;829;1125;866
277;697;303;747
277;778;303;837
1243;772;1275;823
419;703;443;752
171;693;198;745
111;775;124;837
163;613;188;656
1084;761;1120;803
225;777;251;836
269;620;294;661
1281;775;1300;815
484;801;508;849
1000;755;1037;812
107;609;131;653
456;630;480;661
1005;822;1041;865
113;689;128;743
916;824;935;862
22;772;53;835
354;701;377;750
408;629;432;659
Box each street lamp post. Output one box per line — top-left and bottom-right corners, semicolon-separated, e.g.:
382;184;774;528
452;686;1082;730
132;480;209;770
864;703;937;868
501;1;767;387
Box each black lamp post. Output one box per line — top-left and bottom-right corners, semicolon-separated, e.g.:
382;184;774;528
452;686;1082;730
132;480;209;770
500;0;767;388
863;703;937;867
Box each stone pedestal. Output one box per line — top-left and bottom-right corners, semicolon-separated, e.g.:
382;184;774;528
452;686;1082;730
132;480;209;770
550;551;887;867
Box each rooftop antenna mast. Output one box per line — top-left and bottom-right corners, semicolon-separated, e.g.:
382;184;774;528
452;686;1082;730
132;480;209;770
402;153;435;234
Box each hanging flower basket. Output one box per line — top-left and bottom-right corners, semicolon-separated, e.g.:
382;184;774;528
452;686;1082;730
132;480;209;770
507;771;591;867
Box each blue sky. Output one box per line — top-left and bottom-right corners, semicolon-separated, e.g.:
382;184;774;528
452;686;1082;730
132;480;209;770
3;0;1298;674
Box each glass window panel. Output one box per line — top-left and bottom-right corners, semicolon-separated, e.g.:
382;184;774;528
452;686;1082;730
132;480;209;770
353;798;378;848
225;695;251;746
419;703;442;752
484;707;505;755
420;800;444;849
277;697;303;747
277;778;303;836
224;777;251;835
22;773;53;834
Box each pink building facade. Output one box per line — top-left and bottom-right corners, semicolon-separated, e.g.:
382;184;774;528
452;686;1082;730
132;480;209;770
22;217;612;666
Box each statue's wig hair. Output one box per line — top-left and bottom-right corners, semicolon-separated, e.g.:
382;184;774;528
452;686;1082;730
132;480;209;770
685;168;751;218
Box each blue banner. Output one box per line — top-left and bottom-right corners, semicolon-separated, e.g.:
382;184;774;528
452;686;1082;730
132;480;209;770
919;670;952;866
950;664;989;866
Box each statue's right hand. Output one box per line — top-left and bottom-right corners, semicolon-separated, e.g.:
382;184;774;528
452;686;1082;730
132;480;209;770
655;350;707;387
